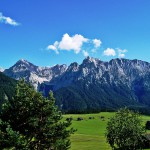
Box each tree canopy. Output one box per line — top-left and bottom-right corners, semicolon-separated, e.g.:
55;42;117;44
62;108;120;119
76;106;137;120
0;79;74;150
105;108;145;150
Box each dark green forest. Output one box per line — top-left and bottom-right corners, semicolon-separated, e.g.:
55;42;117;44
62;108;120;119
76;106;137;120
1;72;150;115
0;72;17;109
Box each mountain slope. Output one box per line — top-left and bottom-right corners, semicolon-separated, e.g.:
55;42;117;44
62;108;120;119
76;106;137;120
40;57;150;112
0;72;17;109
4;57;150;113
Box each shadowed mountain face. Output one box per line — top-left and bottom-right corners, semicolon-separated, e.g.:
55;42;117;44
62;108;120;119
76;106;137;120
4;57;150;113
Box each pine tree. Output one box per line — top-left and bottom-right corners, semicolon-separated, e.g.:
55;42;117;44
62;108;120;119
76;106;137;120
0;79;74;150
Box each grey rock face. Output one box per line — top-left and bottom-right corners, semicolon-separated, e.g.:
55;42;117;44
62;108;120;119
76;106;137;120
4;57;150;91
46;57;150;91
4;59;67;90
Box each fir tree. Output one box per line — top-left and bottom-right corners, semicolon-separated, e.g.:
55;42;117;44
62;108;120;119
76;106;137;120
0;79;74;150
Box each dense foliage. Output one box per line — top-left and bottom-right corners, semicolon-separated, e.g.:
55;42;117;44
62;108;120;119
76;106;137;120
0;80;74;150
106;108;145;150
0;72;17;110
53;81;140;113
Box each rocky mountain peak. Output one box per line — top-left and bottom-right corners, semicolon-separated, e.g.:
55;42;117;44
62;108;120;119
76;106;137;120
4;59;68;90
68;62;79;72
108;58;125;66
83;56;99;63
16;58;36;67
19;58;29;63
51;64;67;71
82;57;101;68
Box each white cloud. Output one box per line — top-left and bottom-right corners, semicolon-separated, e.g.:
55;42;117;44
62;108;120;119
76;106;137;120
0;12;20;26
118;53;125;58
47;34;128;59
59;33;89;54
47;41;59;54
47;44;57;50
117;48;127;58
93;39;102;48
47;33;89;54
47;33;104;56
82;50;89;57
103;48;116;56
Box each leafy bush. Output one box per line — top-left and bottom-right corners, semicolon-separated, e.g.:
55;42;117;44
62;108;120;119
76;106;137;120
106;108;145;150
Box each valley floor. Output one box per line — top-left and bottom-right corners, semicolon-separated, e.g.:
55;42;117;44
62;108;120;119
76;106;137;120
64;112;150;150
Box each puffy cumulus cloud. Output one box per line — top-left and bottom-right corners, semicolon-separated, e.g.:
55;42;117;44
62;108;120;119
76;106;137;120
103;48;116;56
93;39;102;48
0;12;20;26
59;33;89;53
47;33;89;54
82;50;89;57
117;48;127;58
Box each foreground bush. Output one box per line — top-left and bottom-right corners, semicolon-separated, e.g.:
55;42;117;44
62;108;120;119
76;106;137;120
106;108;145;150
0;80;74;150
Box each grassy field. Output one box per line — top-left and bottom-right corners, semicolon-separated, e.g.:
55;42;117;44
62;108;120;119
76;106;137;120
64;112;150;150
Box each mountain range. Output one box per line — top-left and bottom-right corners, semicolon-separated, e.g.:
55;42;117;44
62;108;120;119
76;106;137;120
2;57;150;113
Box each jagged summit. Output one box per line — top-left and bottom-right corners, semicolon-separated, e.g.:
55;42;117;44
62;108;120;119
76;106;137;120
4;59;68;90
83;56;101;63
19;58;29;63
15;59;36;67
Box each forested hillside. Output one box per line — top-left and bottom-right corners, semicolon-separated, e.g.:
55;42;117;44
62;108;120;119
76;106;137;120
0;72;17;109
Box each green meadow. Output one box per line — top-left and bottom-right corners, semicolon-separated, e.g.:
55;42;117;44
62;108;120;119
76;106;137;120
64;112;150;150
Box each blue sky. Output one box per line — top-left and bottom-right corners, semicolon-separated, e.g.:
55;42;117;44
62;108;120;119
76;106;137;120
0;0;150;68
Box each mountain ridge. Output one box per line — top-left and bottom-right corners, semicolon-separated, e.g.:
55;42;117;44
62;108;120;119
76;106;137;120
3;57;150;113
4;59;68;90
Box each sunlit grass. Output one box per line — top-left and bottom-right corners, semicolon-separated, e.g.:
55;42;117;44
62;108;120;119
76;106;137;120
64;112;150;150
